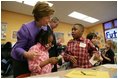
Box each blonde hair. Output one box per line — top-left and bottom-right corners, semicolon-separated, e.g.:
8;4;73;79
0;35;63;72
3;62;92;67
106;40;116;51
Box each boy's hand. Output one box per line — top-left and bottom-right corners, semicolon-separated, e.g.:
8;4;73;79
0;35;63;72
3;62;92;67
93;53;100;60
70;56;78;65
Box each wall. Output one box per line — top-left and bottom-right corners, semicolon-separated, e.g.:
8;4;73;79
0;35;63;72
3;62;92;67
54;22;89;44
1;10;105;47
86;24;105;48
54;22;72;45
1;10;33;44
1;10;75;45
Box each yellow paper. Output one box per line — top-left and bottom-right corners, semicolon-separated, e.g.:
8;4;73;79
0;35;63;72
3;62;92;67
65;70;110;78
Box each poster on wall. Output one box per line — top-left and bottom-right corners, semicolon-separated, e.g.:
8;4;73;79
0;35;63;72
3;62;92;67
1;22;7;40
54;32;64;43
68;32;72;37
12;31;17;39
105;28;117;43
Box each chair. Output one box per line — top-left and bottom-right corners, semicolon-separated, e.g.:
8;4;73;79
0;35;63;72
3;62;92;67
16;73;31;78
1;42;12;76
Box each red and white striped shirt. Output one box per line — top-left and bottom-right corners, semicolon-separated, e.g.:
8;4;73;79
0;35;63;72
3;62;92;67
64;37;97;68
28;43;52;75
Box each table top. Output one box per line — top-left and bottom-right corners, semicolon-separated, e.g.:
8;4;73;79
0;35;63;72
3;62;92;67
27;64;117;78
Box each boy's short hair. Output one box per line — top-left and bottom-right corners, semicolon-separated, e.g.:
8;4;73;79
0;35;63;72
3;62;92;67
74;23;84;32
32;2;54;21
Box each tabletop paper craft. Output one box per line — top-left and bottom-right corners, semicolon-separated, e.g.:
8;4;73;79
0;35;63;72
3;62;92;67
64;70;110;78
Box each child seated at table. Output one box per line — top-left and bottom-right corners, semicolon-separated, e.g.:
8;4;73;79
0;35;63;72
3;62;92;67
86;33;103;66
28;29;58;75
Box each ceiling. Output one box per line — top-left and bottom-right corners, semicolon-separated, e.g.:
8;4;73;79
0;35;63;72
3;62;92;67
1;1;117;27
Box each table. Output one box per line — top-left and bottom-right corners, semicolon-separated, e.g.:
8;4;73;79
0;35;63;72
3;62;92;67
27;64;117;78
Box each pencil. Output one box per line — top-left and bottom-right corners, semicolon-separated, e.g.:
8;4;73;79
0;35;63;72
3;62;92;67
81;71;86;75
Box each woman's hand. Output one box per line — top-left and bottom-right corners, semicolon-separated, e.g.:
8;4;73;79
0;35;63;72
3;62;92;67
23;51;38;60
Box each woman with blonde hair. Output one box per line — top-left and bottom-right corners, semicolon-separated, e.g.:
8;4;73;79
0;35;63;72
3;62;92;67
101;40;115;64
11;2;55;77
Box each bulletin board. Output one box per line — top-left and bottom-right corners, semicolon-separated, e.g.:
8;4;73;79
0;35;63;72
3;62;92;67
54;32;64;43
12;31;17;39
1;22;7;40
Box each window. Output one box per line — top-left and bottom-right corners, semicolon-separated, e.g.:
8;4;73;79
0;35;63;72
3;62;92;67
103;22;113;30
114;19;117;28
103;19;117;43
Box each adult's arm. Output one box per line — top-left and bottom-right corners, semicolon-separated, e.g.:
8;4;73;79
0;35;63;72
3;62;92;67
13;24;29;60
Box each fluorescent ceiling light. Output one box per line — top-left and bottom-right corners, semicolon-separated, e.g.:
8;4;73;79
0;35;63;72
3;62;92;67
68;11;99;23
83;17;99;23
16;1;53;7
16;1;36;6
16;1;23;3
24;1;37;6
68;11;88;19
40;1;53;7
